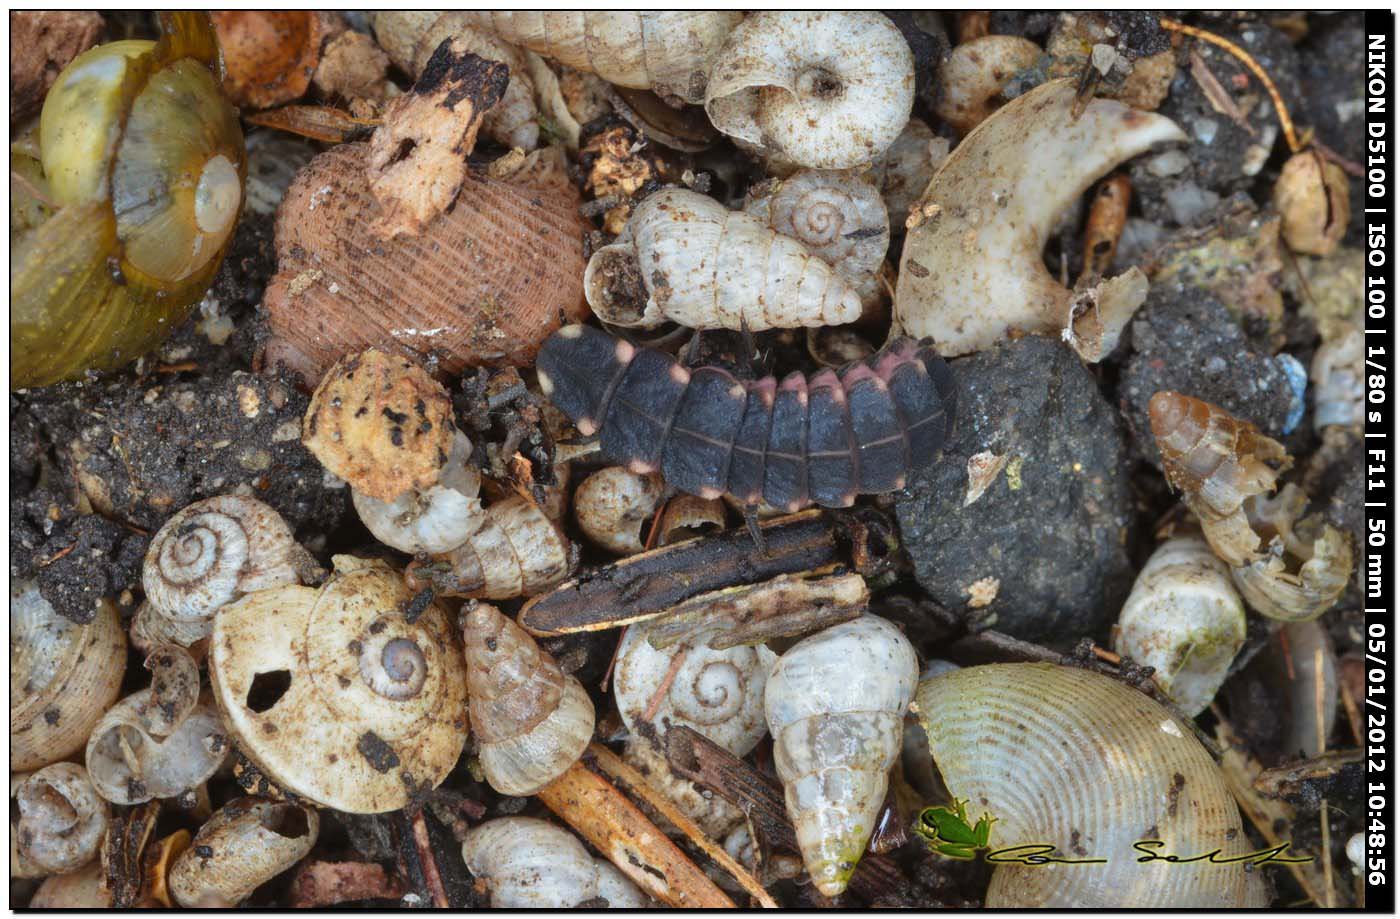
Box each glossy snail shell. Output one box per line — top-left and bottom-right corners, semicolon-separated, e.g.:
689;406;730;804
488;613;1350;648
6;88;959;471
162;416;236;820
464;11;743;104
142;495;318;647
85;645;228;805
12;763;108;877
462;816;648;908
765;615;918;896
585;187;863;331
208;556;468;813
11;582;126;772
12;14;245;388
169;797;319;908
916;663;1270;907
462;603;595;796
1113;535;1246;717
705;11;914;170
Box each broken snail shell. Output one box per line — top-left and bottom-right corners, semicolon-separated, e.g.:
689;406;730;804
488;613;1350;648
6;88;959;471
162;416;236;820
410;495;574;600
1231;485;1354;622
462;603;595;796
85;645;228;806
655;494;727;546
705;11;914;169
12;13;245;388
11;581;126;772
208;556;468;813
352;432;485;554
29;859;112;908
1273;150;1351;257
742;170;890;295
464;11;743;105
168;797;319;908
373;11;541;149
916;663;1269;907
143;495;320;648
932;35;1042;134
1149;391;1290;568
765;615;918;896
1112;535;1246;717
895;79;1185;358
302;348;458;503
462;816;649;908
573;466;666;556
614;624;774;835
585;187;863;331
12;763;108;877
262;143;590;383
867;117;949;230
1311;323;1364;431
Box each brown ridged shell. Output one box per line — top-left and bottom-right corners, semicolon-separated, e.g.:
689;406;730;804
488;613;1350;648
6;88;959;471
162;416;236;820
262;143;590;384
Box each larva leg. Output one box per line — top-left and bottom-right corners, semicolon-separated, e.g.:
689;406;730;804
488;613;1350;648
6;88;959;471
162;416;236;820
661;367;747;498
742;504;770;557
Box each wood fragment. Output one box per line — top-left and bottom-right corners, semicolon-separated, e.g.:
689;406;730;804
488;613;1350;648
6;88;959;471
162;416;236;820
536;747;738;908
102;801;161;908
1252;748;1363;800
664;725;909;903
642;571;869;650
518;510;842;637
245;105;380;144
409;808;450;909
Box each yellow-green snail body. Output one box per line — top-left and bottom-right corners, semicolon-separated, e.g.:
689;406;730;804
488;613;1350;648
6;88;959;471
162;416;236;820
12;12;245;389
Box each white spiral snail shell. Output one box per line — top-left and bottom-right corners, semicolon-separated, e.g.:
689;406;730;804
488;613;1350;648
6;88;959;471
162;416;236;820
742;170;890;293
573;465;665;556
142;495;318;645
168;797;319;907
705;11;914;170
351;432;485;555
765;615;917;896
585;188;863;331
12;763;108;877
462;816;650;908
1113;535;1247;717
916;663;1270;907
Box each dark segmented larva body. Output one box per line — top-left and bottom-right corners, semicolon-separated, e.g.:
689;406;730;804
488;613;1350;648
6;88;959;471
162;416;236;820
537;325;957;511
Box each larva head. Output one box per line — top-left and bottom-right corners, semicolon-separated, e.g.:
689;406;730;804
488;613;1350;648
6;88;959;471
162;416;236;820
536;325;633;437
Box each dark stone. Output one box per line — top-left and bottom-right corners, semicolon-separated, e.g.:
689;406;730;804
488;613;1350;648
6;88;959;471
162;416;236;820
1120;286;1296;466
895;336;1134;646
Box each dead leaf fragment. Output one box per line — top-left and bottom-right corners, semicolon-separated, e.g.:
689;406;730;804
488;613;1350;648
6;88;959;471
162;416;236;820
367;41;509;238
9;10;103;122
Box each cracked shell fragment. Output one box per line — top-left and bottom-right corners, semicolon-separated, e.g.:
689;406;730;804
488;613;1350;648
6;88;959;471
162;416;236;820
208;556;468;813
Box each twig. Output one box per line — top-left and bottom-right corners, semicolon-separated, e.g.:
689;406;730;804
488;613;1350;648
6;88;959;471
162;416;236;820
1188;50;1257;137
1159;19;1301;153
37;542;76;567
1320;799;1336;908
642;646;688;722
1312;139;1365;178
1339;672;1365;747
409;808;449;909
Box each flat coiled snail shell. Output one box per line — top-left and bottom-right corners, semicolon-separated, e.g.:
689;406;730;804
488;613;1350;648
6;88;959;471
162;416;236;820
12;763;108;877
168;797;319;908
585;187;863;331
12;13;245;388
916;663;1270;907
462;816;650;908
208;556;468;813
464;11;743;105
11;582;126;772
765;615;918;896
462;603;595;796
705;11;914;169
142;495;320;647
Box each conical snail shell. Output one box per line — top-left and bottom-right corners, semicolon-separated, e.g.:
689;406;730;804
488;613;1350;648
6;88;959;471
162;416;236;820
13;763;108;876
262;142;590;383
705;11;915;170
916;663;1270;907
13;14;245;387
585;188;863;331
143;496;316;645
463;12;743;104
11;582;126;772
169;797;319;907
1113;535;1246;717
427;495;574;599
462;816;648;908
208;556;468;813
765;615;917;896
462;603;595;796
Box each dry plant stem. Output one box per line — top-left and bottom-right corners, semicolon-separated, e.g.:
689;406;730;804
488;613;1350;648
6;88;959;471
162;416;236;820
410;808;450;909
1340;674;1365;746
584;743;777;908
1157;19;1300;153
641;647;689;722
536;747;737;908
245;105;379;143
1212;709;1330;906
665;725;907;901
